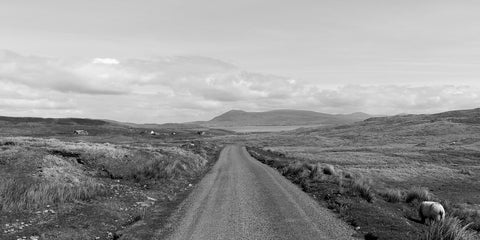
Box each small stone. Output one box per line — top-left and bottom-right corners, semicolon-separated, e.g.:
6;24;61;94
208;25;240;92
188;184;193;187
30;236;39;240
147;197;157;201
355;226;361;230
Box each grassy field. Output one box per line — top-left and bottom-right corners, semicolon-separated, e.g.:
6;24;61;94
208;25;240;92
0;130;222;240
244;108;480;240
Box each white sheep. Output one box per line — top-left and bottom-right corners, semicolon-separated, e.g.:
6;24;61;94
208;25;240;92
419;201;445;224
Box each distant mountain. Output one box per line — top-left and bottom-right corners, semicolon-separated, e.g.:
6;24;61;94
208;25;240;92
104;120;204;129
196;109;373;127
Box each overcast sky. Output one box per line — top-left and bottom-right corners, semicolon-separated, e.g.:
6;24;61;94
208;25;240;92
1;0;480;123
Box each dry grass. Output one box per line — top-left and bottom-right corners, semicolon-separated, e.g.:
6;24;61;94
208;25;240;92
451;207;480;231
380;188;404;203
350;176;375;202
0;137;210;212
0;177;105;211
323;164;336;175
421;216;480;240
405;187;432;203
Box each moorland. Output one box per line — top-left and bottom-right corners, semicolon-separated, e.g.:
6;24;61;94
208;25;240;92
2;108;480;240
0;117;228;240
239;108;480;239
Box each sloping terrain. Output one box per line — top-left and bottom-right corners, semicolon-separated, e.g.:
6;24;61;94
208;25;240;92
0;115;232;139
0;116;228;240
0;137;221;240
196;109;372;127
238;108;480;239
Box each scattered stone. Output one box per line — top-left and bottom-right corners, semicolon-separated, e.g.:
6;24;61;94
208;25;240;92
147;196;157;201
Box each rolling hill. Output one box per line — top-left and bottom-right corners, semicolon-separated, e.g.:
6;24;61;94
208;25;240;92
195;109;373;127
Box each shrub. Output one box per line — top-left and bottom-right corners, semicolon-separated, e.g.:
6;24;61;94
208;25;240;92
323;164;336;175
309;163;323;179
380;188;404;203
405;187;431;203
421;216;479;240
351;177;374;202
283;162;304;177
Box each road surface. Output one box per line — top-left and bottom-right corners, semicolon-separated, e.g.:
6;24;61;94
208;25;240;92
166;145;355;240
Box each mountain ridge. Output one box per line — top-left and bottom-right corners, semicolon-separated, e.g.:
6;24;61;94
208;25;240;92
197;109;374;127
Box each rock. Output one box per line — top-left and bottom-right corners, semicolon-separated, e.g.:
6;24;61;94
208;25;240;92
146;196;157;201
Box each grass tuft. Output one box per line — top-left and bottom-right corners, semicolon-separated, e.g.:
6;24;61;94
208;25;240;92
0;177;106;211
351;177;375;202
380;188;404;203
421;216;479;240
323;164;336;175
405;187;431;203
451;207;480;232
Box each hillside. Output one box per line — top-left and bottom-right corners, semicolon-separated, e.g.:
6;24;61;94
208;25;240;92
242;107;480;239
0;116;232;138
197;109;372;127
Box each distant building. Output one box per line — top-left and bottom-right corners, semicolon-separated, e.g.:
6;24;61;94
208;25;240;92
73;130;89;135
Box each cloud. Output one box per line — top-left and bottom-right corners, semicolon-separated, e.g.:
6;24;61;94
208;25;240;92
92;58;120;65
1;50;480;123
306;85;480;115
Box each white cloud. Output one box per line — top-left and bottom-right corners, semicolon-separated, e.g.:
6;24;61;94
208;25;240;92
92;58;120;65
1;50;480;123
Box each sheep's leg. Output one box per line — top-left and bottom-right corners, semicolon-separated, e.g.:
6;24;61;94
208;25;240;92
419;208;425;224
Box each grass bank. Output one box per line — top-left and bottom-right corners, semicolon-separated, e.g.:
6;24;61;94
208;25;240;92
0;137;222;240
247;146;480;240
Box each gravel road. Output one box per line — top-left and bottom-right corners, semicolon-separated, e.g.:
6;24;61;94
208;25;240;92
165;145;356;240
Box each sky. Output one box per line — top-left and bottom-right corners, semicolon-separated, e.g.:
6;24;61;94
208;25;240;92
1;0;480;123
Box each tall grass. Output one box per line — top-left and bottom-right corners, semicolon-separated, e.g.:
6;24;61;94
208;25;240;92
97;147;208;181
0;177;105;211
421;216;479;240
351;177;375;202
380;188;404;203
451;207;480;231
405;187;431;203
